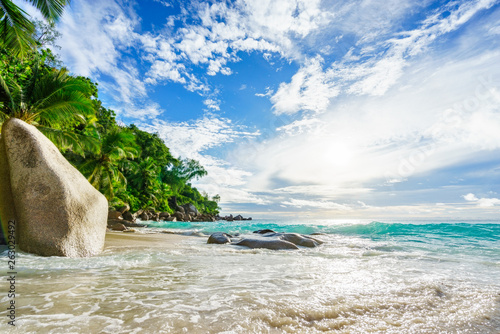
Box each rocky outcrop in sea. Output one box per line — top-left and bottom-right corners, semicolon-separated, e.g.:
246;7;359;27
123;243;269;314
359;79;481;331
206;229;324;250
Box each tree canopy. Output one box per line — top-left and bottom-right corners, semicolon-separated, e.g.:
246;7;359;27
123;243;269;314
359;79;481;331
0;6;220;215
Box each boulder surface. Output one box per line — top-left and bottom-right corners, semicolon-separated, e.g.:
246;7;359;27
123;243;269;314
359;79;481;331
207;232;233;244
234;238;299;250
0;118;108;257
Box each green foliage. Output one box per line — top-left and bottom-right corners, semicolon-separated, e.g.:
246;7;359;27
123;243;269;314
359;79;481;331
0;49;99;155
0;10;221;216
78;127;139;199
128;124;176;167
162;158;207;193
0;0;69;57
33;19;61;49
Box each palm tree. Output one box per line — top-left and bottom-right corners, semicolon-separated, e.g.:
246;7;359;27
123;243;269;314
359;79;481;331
0;58;98;154
129;157;160;191
128;157;172;208
162;158;208;194
79;128;139;200
1;0;69;57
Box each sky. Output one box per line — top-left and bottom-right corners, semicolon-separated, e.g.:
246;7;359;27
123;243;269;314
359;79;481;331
22;0;500;218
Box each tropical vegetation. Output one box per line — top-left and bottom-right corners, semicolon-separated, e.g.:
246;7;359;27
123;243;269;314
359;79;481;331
0;2;220;215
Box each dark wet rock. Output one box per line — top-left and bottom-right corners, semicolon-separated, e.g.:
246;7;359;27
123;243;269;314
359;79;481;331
139;213;148;221
207;232;233;244
234;238;299;250
108;210;122;219
111;223;127;231
122;211;135;222
173;211;185;221
253;229;276;234
279;233;323;247
159;212;170;218
166;217;177;222
182;203;199;216
121;221;146;228
116;204;130;214
210;229;323;250
107;218;124;226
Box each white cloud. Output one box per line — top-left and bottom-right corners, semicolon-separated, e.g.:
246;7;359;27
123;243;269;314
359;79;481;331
116;103;164;121
273;185;372;199
56;0;148;109
50;0;500;216
463;193;479;201
138;115;261;204
137;0;333;90
463;193;500;207
281;198;352;211
203;98;221;111
269;0;498;114
271;56;339;115
235;42;500;207
255;87;274;97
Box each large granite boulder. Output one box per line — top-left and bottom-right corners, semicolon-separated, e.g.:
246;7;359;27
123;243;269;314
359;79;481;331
0;135;16;246
0;118;108;257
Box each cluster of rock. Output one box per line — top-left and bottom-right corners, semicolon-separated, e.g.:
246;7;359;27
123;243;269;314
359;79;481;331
207;229;324;250
216;214;252;221
106;204;144;232
107;199;218;232
0;118;108;257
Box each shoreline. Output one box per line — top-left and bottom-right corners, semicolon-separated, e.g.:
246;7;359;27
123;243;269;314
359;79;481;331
104;230;199;250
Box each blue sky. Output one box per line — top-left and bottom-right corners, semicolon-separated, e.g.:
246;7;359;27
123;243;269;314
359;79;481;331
23;0;500;218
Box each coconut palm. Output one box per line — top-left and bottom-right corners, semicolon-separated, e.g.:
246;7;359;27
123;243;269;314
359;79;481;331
79;128;139;199
128;157;173;208
0;58;98;154
1;0;68;56
162;158;207;194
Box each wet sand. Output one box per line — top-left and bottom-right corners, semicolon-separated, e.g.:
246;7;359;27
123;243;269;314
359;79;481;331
104;231;197;250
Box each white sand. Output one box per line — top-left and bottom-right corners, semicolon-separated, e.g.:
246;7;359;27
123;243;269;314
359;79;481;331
104;230;196;250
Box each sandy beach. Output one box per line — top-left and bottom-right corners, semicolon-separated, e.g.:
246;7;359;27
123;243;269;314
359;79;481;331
104;230;197;250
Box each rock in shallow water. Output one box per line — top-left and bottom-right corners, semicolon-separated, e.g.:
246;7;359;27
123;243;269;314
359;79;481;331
253;229;276;234
275;233;324;248
207;230;324;250
234;238;299;250
0;118;108;257
207;232;233;244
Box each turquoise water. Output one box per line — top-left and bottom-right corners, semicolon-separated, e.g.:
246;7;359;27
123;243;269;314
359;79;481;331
148;219;500;264
1;219;499;333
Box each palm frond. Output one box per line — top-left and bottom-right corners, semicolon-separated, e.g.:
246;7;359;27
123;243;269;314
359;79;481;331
27;0;68;22
37;126;100;156
0;0;35;56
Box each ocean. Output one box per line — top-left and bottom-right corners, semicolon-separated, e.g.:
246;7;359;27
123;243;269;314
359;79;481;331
1;219;499;333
